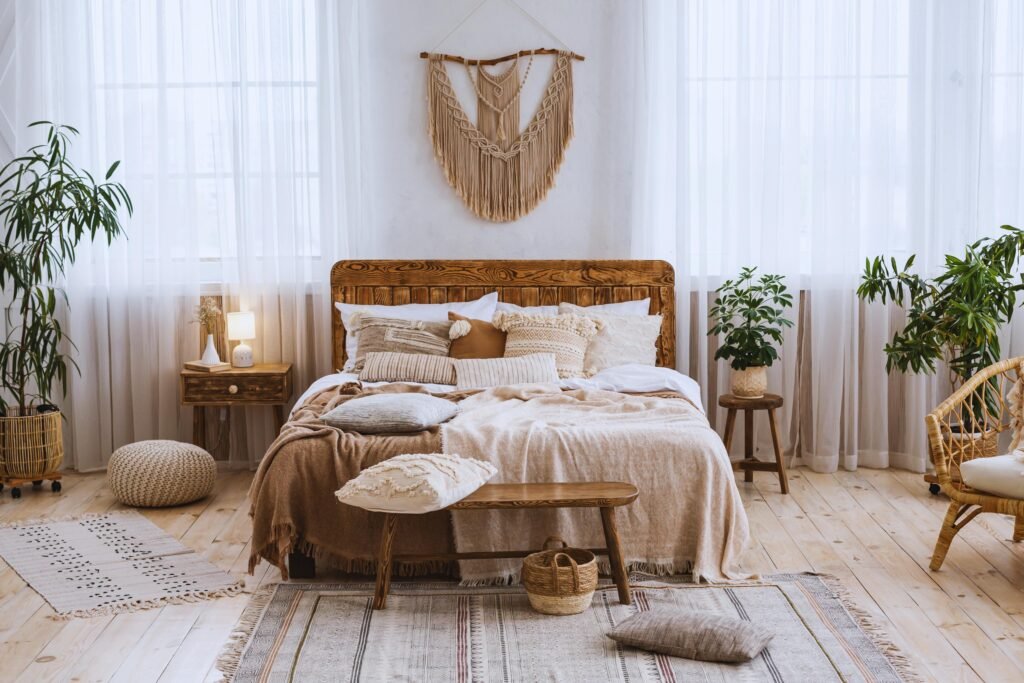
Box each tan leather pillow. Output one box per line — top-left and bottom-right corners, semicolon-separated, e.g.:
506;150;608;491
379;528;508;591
448;312;506;359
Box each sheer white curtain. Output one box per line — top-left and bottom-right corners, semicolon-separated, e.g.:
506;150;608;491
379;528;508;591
634;0;1024;472
12;0;362;470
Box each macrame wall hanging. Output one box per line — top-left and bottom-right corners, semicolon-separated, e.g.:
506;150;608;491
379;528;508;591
421;47;585;222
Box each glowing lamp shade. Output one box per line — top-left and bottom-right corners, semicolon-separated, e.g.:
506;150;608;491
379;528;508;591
227;311;256;367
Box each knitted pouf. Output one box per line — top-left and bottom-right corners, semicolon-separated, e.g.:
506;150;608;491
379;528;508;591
108;440;216;508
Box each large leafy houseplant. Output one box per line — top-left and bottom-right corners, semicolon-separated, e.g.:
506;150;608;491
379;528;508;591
0;122;130;485
857;225;1024;431
708;267;794;398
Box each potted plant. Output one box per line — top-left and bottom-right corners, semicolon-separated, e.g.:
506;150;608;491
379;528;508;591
0;122;131;496
856;225;1024;469
708;267;794;398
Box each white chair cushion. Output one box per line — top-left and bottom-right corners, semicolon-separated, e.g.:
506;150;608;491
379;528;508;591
321;393;459;434
959;453;1024;499
335;453;497;513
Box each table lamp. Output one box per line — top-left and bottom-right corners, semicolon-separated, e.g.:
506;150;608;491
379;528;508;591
227;311;256;368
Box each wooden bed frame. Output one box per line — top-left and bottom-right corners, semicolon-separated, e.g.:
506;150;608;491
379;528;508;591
330;259;676;370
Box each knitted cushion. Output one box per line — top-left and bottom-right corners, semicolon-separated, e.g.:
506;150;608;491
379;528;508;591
359;351;457;385
493;311;601;378
453;354;559;390
108;440;216;508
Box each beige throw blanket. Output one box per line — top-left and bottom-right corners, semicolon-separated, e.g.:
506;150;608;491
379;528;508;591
441;384;750;583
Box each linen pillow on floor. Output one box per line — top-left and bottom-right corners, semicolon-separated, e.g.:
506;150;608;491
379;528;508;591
335;452;497;513
335;292;498;370
607;609;774;663
559;303;662;373
321;393;459;434
359;351;457;385
349;314;457;372
493;312;601;378
453;354;559;390
448;312;506;359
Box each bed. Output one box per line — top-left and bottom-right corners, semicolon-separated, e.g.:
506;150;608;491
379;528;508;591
248;260;749;583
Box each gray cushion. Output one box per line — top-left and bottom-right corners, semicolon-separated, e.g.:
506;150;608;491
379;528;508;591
607;609;774;663
321;393;459;434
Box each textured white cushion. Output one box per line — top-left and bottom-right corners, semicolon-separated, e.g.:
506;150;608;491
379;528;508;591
494;312;601;378
959;453;1024;499
560;303;662;373
335;453;497;513
453;354;560;390
335;292;498;371
495;299;650;317
321;394;459;434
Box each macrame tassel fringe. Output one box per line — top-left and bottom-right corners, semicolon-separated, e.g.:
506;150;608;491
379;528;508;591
427;54;574;222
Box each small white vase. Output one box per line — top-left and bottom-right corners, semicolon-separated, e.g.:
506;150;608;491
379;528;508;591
201;333;221;365
731;366;767;398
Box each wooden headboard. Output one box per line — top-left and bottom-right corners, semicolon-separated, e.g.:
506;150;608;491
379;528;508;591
330;260;676;371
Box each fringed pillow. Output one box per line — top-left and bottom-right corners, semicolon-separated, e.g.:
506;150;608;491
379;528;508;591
349;314;466;372
493;312;601;378
335;453;497;513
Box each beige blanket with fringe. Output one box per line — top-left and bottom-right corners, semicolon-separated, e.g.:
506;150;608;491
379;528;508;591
441;384;750;583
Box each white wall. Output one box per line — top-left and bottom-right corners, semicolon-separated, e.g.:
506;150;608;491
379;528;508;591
359;0;642;259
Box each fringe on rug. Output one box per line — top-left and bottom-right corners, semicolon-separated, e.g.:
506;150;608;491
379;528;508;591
215;582;278;682
50;580;246;621
0;508;142;528
816;573;925;683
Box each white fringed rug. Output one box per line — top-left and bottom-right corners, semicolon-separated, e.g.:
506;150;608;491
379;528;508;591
219;573;920;682
0;510;243;618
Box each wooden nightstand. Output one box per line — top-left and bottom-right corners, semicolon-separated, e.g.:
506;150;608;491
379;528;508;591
180;363;293;449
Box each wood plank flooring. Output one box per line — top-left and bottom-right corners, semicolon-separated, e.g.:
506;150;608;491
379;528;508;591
0;468;1021;682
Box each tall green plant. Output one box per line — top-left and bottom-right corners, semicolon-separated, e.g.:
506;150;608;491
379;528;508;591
856;225;1024;386
708;267;794;370
0;122;131;411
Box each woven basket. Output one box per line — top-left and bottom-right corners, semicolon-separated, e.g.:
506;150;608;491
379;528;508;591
522;536;598;616
0;408;63;479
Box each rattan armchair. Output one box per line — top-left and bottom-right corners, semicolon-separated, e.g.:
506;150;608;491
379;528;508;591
925;357;1024;571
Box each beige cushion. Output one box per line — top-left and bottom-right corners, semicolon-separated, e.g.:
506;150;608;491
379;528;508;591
359;352;456;385
336;453;497;513
493;312;600;378
107;440;216;508
321;393;459;434
350;315;454;372
608;609;774;663
453;354;559;390
959;453;1024;499
560;303;662;373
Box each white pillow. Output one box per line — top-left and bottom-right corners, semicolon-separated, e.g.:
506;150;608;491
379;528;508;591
336;453;497;513
959;453;1024;499
321;393;459;434
453;354;560;390
560;303;662;373
336;292;498;371
494;298;650;317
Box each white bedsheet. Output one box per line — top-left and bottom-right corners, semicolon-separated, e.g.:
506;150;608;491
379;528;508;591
292;364;704;416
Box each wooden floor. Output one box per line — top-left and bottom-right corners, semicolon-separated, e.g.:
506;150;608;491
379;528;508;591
0;469;1021;682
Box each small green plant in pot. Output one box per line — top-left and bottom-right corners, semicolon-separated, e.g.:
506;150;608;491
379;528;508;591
857;224;1024;440
709;267;794;398
0;122;131;493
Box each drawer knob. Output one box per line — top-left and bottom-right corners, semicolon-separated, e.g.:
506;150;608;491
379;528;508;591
228;384;239;395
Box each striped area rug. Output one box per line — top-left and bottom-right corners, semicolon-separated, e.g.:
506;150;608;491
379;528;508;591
218;573;918;682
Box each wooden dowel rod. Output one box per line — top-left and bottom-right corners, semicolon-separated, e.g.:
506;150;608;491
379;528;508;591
419;48;585;65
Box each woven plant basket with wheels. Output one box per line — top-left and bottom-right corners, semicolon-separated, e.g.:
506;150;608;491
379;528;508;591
522;536;598;616
0;408;63;479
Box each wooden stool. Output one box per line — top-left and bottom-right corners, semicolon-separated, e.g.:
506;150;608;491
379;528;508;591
719;393;789;494
373;481;638;609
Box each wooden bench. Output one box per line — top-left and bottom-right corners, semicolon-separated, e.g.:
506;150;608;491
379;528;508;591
372;481;639;609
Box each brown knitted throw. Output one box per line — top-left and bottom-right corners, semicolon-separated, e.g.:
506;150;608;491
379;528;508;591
426;52;574;222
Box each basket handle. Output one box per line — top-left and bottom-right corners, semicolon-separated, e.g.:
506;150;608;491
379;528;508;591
550;552;581;593
542;536;568;550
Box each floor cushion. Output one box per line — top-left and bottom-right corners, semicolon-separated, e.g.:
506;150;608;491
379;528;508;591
959;453;1024;499
108;440;216;508
607;608;774;663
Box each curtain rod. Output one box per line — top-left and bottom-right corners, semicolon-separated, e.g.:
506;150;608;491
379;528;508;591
419;48;585;66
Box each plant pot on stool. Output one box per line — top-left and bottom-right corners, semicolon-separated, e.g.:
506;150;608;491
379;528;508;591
731;366;768;398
